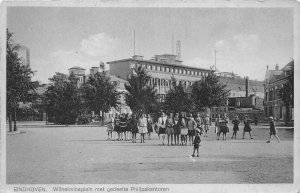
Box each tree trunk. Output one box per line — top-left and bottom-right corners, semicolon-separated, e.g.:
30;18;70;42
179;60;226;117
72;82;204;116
9;113;12;132
13;108;17;131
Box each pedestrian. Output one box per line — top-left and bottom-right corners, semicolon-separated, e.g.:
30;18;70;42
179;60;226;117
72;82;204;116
191;128;201;157
242;115;253;139
173;113;180;145
215;114;221;138
138;113;148;143
129;114;138;143
231;116;240;139
203;114;210;137
157;112;167;145
114;113;121;141
179;112;188;145
106;114;114;140
125;114;132;141
187;113;197;146
165;113;174;145
218;113;229;140
119;113;127;140
266;116;280;143
146;114;154;140
195;113;203;135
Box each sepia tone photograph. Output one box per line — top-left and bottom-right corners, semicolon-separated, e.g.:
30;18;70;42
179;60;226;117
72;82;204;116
1;0;299;192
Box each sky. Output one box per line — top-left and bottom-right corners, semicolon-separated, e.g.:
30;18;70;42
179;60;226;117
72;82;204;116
7;7;293;83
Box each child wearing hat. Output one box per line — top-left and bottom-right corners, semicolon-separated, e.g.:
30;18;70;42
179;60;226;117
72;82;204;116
191;128;201;157
266;116;280;143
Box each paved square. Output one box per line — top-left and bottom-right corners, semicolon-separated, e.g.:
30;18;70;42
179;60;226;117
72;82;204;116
7;123;293;184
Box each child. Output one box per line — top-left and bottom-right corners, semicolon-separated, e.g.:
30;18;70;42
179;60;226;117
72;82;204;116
192;129;201;157
231;116;240;139
138;113;148;143
266;116;280;143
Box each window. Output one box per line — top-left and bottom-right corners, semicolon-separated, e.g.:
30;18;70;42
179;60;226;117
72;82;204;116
155;66;157;70
200;72;203;76
175;69;178;73
147;65;151;70
157;66;161;71
179;69;182;74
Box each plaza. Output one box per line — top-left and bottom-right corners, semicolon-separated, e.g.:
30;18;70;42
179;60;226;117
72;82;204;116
7;122;293;184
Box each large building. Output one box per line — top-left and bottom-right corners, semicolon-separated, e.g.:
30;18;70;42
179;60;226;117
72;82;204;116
264;60;294;122
108;54;213;101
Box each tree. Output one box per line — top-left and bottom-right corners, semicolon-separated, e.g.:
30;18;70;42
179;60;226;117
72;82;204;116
44;73;83;124
279;60;294;126
164;77;194;114
81;71;121;122
6;29;39;132
125;66;158;115
191;72;230;113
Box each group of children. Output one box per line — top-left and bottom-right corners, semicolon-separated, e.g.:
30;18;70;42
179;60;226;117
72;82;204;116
107;112;280;158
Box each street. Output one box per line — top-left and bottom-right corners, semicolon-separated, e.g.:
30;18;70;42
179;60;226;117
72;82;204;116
7;123;293;184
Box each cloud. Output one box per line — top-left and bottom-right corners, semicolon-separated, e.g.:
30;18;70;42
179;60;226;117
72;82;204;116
80;33;119;59
31;33;118;83
213;34;265;80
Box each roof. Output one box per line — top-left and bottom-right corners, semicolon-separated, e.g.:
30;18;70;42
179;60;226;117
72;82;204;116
68;66;86;70
218;76;264;93
110;75;128;83
107;58;212;72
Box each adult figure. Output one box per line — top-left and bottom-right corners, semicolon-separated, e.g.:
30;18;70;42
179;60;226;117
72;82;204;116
243;115;253;139
114;113;121;141
157;112;167;145
129;114;138;143
119;113;128;140
138;113;148;143
125;114;132;141
173;113;180;145
106;114;114;140
218;113;229;140
179;112;188;145
147;114;154;140
215;114;221;137
165;113;174;145
203;114;210;137
187;113;197;145
266;116;280;143
195;113;203;135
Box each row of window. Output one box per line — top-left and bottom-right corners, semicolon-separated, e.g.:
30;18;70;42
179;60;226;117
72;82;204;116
133;63;209;77
148;78;195;88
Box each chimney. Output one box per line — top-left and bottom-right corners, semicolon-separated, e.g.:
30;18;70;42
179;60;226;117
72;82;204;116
245;76;249;97
275;64;279;70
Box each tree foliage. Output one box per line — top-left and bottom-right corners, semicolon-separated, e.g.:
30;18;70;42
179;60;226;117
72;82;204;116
125;66;158;115
44;73;82;124
81;72;121;114
191;72;230;111
6;29;39;131
163;77;194;113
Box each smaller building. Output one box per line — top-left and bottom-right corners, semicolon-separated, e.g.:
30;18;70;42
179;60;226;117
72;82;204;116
264;60;294;122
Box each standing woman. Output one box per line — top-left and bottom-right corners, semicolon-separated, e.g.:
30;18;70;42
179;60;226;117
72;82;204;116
215;114;221;138
119;113;127;140
106;114;114;140
138;113;148;143
173;113;180;145
195;113;203;135
218;113;229;140
125;114;132;141
243;115;253;139
147;114;154;140
114;113;121;141
187;113;197;145
179;112;188;145
130;114;139;143
203;114;210;137
165;113;174;146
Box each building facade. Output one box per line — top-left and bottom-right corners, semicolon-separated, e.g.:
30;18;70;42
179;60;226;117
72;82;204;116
108;54;213;102
264;60;294;122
